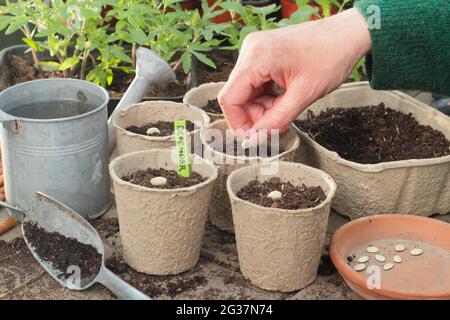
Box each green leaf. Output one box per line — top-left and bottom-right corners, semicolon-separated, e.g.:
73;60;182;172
129;28;148;45
191;51;216;69
59;57;80;71
39;61;61;72
5;16;27;35
180;51;192;74
22;38;40;51
47;36;59;56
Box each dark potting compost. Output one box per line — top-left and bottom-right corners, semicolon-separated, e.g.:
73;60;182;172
295;103;450;164
203;99;223;115
7;100;95;120
122;167;206;189
23;222;101;283
196;50;237;84
125;120;197;136
237;177;326;210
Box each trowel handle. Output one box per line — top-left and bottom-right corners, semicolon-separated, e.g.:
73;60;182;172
97;266;151;300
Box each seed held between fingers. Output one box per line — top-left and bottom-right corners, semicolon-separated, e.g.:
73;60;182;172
357;256;369;263
366;246;379;253
383;263;394;271
410;248;423;256
241;138;251;149
393;255;402;263
150;176;167;186
375;254;386;262
395;244;406;252
353;263;366;272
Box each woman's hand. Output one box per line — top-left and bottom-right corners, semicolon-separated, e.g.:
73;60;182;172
218;8;372;140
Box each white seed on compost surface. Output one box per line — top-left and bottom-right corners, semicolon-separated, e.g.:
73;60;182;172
146;127;161;135
375;254;386;262
410;248;423;256
150;176;167;186
394;244;406;252
357;256;369;263
383;263;394;271
366;246;379;253
267;190;282;200
241;138;251;149
393;255;402;263
353;263;366;272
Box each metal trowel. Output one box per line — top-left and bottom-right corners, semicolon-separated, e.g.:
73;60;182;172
7;192;150;300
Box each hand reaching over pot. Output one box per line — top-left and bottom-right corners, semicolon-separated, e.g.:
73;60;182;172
218;8;371;140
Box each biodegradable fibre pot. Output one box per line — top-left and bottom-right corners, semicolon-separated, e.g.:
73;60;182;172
109;149;218;275
227;162;337;292
201;119;300;233
293;82;450;219
183;81;226;122
112;100;210;156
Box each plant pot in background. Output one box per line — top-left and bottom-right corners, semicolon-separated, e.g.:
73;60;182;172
292;82;450;219
183;81;226;122
227;161;336;292
206;0;233;23
112;101;210;156
280;0;338;19
109;150;218;275
201;119;300;233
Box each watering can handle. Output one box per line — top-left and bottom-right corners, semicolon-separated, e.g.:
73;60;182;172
97;266;151;300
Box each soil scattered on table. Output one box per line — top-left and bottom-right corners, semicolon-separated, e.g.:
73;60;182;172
125;120;197;136
23;222;101;284
122;167;206;189
237;177;326;210
295;103;450;164
197;50;237;84
203;99;223;115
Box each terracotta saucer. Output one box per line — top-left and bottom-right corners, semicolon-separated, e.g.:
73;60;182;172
329;214;450;300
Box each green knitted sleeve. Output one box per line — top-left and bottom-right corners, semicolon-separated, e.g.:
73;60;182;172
354;0;449;95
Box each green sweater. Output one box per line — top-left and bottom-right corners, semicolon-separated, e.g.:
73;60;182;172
354;0;449;95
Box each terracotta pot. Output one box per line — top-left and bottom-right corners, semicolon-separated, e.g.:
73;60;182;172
109;149;218;275
112;100;210;156
201;119;300;233
183;81;226;122
280;0;338;19
293;82;450;219
227;161;336;292
206;0;232;23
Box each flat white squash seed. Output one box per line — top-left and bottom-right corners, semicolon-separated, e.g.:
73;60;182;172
366;246;379;253
383;263;394;271
146;127;161;135
353;263;366;272
393;255;402;263
357;256;370;263
241;138;251;149
394;244;406;252
267;190;282;200
150;176;167;186
410;248;423;256
375;254;386;262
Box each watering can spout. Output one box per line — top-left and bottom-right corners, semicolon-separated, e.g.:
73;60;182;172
107;47;176;154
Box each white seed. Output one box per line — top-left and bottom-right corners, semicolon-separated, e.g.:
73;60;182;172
267;190;282;200
383;263;394;271
394;244;406;252
241;138;251;149
353;263;366;272
393;255;402;263
146;127;161;135
410;248;423;256
375;254;386;262
357;256;369;263
366;246;379;253
150;176;167;186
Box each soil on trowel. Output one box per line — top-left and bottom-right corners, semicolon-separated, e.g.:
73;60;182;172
121;167;206;189
203;99;223;115
125;120;197;136
237;177;326;210
23;222;101;284
295;103;450;164
197;50;237;84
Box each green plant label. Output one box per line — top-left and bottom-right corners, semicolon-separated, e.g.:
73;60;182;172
174;120;191;177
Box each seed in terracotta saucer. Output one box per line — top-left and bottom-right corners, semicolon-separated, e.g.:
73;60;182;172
366;246;379;253
150;176;167;186
353;263;366;272
357;256;369;263
267;190;282;200
410;248;423;256
383;263;394;271
393;255;402;263
395;244;406;252
241;138;251;149
375;254;386;262
146;127;161;136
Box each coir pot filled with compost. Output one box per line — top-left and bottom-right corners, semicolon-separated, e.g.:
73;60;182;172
0;78;112;219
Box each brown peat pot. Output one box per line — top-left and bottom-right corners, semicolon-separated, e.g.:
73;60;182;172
183;81;226;122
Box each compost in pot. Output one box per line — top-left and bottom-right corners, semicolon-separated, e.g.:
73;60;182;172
125;120;197;137
23;222;101;285
196;50;237;84
295;103;450;164
203;98;223;115
237;177;326;210
122;167;207;189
